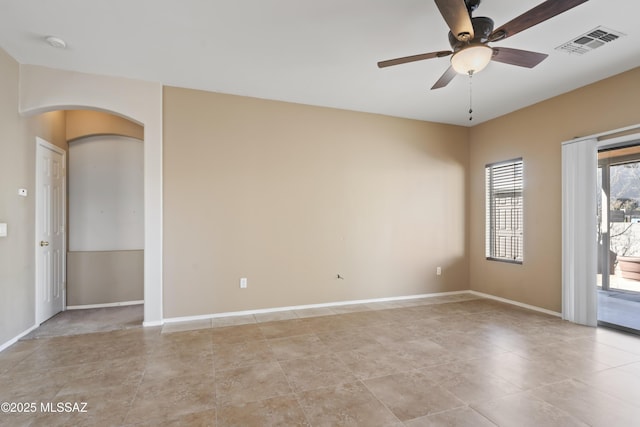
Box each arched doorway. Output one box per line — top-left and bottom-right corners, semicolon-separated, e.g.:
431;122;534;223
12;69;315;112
19;64;163;326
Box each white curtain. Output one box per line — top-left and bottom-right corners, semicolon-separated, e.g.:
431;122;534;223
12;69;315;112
562;138;597;326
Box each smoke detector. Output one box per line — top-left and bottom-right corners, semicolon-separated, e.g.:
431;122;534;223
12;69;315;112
45;36;67;49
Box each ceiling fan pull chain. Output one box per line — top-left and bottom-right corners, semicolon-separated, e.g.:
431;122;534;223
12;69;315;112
468;70;474;121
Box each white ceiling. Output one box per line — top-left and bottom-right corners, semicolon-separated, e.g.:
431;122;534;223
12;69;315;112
0;0;638;126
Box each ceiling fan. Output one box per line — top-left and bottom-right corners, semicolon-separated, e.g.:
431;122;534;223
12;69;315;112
378;0;589;89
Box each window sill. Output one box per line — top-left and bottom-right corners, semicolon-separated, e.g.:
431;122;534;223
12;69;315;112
486;257;523;265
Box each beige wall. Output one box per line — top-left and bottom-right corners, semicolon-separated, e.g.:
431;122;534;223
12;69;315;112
66;109;143;141
0;48;67;345
31;111;68;151
67;250;144;306
469;67;640;312
163;87;470;318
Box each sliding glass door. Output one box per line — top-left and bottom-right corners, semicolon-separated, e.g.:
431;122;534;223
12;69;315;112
597;144;640;333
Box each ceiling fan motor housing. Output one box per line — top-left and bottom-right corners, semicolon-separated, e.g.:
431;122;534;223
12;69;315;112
465;0;482;13
448;16;494;51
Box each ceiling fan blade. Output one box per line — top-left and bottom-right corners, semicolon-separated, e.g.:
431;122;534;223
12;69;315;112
434;0;474;41
377;50;452;68
431;66;457;90
490;0;589;41
491;47;548;68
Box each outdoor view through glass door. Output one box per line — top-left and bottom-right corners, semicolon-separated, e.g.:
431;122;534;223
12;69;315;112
597;143;640;333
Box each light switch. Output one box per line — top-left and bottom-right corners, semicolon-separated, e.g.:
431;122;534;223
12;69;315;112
0;223;7;237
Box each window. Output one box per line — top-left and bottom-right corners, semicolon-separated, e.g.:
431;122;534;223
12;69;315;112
486;158;523;263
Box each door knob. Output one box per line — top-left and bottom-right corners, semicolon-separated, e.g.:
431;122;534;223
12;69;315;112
40;241;49;247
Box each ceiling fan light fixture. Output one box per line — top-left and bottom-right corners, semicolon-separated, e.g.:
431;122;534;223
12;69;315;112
451;45;492;75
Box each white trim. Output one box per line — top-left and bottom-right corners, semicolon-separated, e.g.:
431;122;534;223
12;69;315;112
0;325;38;353
597;132;640;149
143;320;164;327
469;290;562;317
562;124;640;146
66;300;144;310
163;291;472;324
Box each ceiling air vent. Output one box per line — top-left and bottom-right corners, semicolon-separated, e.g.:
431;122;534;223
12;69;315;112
556;26;625;55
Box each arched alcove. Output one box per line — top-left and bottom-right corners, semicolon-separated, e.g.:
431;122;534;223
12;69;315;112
68;134;144;307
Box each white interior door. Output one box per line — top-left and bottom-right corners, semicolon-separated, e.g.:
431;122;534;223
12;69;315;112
36;137;66;324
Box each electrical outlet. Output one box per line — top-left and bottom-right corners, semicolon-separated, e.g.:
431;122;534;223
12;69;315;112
240;277;247;289
436;267;442;276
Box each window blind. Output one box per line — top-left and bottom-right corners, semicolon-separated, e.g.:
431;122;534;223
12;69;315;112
486;158;524;263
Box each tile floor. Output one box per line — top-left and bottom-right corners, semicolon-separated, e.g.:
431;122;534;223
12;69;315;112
2;294;640;426
21;305;144;340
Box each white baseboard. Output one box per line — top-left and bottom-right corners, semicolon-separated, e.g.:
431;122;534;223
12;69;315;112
163;290;472;324
66;300;144;310
142;320;164;327
469;290;562;317
0;290;562;352
0;324;38;353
